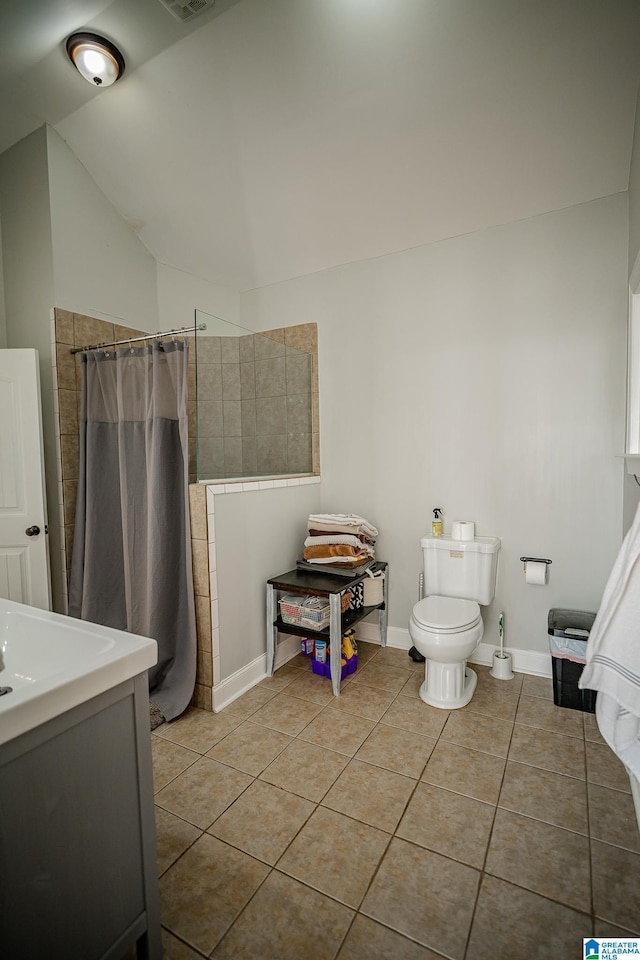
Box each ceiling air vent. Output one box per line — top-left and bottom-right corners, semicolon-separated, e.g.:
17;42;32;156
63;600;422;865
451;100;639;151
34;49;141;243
157;0;215;22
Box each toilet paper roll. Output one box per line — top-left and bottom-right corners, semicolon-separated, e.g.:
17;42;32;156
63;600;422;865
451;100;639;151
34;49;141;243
525;561;547;585
451;520;475;541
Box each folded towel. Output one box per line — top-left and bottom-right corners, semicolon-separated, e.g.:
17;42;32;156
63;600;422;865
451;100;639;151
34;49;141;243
579;502;640;779
304;534;373;550
301;555;373;568
303;543;374;562
308;525;377;541
308;513;379;538
308;529;376;546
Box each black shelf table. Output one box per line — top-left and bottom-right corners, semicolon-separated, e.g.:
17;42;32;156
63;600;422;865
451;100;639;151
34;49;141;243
266;561;388;696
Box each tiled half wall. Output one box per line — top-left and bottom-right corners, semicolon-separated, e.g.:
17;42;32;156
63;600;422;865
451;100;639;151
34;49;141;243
188;476;322;710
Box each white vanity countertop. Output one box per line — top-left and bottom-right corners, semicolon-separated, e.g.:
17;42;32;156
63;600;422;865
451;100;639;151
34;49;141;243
0;598;157;746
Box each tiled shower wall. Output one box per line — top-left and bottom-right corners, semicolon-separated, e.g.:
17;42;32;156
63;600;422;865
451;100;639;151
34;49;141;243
190;324;319;482
52;308;318;712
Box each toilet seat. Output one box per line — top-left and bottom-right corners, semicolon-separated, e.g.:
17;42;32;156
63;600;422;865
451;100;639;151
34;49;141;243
412;595;480;633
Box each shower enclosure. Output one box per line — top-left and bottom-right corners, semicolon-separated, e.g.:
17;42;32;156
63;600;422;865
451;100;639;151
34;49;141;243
191;311;318;482
52;307;319;713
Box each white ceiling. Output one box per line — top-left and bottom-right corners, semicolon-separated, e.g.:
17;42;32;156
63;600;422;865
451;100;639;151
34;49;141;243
2;0;640;292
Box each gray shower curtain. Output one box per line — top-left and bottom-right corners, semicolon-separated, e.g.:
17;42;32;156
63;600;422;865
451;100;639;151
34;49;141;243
69;340;196;722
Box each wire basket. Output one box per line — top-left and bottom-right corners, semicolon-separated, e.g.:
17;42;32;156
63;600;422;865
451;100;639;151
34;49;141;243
279;594;331;630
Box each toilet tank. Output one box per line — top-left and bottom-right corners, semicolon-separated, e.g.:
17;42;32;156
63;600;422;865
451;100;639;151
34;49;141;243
420;535;501;605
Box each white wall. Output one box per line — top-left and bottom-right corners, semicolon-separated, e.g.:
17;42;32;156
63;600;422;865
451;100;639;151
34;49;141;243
0;128;54;357
157;263;241;332
1;124;630;673
215;483;321;680
0;216;6;349
0;126;62;606
629;89;640;277
0;125;161;609
47;128;158;331
242;195;628;657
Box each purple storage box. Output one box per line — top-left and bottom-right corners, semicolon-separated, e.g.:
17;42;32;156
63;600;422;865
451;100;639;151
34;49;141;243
311;658;325;677
346;655;358;674
325;660;348;680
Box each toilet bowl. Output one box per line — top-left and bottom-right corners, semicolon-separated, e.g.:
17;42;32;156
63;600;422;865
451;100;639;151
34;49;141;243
409;595;484;709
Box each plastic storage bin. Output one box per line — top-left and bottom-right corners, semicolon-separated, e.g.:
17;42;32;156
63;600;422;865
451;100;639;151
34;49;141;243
325;659;348;681
310;654;357;679
548;608;597;713
311;658;326;677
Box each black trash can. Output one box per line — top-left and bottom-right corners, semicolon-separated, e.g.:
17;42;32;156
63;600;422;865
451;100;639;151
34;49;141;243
548;608;597;713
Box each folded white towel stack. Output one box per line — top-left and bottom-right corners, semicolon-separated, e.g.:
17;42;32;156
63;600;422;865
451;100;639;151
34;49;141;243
303;513;378;568
307;513;379;539
580;502;640;779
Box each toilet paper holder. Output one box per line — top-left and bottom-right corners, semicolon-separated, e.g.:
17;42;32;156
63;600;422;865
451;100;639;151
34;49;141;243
520;557;551;585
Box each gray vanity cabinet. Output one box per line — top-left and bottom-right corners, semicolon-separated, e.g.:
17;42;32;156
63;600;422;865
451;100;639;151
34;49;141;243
0;674;161;960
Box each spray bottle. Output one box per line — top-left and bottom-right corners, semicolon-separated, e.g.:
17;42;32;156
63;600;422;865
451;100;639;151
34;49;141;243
432;507;443;538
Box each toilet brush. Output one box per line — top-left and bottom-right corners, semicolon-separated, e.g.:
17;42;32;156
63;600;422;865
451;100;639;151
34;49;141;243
490;612;514;680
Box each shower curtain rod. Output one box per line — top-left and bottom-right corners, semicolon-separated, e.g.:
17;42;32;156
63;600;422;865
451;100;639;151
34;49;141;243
69;322;207;354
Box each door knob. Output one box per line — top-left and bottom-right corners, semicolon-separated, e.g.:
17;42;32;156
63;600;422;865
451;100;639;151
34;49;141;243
25;525;40;537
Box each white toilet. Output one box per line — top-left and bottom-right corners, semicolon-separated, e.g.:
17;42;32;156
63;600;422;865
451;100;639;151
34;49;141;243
408;534;501;709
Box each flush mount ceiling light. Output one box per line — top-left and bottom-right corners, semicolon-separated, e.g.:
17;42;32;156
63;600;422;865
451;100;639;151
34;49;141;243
66;32;125;87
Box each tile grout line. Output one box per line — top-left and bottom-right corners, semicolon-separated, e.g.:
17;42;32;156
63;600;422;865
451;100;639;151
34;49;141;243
202;649;409;957
268;649;434;959
159;652;475;954
154;650;639;954
584;712;596;934
281;651;440;960
461;671;523;960
157;694;318;954
207;648;405;959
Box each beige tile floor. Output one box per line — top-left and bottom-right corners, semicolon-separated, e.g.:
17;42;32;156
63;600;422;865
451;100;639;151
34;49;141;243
151;642;640;959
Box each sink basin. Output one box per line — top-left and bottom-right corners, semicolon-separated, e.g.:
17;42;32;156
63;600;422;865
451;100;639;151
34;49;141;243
0;598;157;746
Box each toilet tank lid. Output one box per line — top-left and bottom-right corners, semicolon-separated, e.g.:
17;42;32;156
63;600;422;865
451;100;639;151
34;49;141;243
420;535;501;554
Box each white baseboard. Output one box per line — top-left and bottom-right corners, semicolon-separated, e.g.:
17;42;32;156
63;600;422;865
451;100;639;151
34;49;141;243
212;622;553;712
272;632;303;668
355;621;553;678
211;633;301;712
470;641;552;678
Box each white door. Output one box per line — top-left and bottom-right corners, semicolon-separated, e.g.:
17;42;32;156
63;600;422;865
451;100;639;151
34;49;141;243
0;349;51;609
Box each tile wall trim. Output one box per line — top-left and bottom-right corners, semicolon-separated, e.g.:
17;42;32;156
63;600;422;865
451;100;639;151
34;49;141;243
200;476;320;492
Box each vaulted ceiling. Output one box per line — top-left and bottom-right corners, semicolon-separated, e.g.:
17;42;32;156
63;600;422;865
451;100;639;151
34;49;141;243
2;0;640;291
